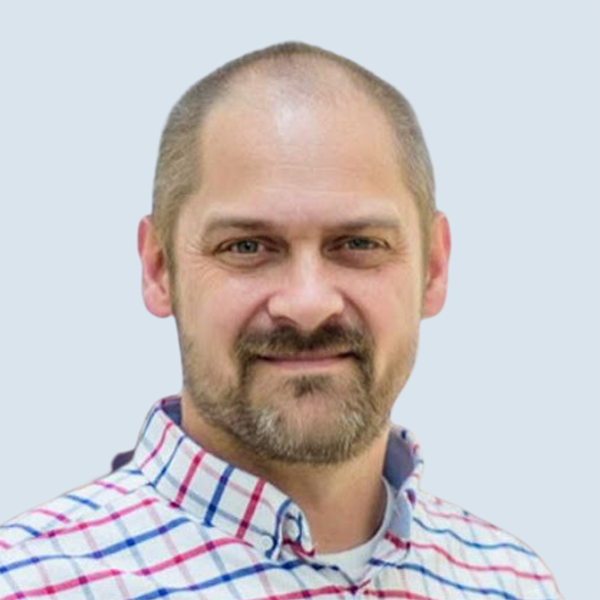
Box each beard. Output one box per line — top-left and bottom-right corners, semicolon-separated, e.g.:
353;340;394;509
178;321;419;465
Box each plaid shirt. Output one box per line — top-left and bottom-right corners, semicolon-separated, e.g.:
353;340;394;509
0;396;562;600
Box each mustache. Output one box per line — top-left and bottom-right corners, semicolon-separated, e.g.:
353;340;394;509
235;323;372;363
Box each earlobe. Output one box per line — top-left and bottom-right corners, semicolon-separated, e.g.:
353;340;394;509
421;211;451;319
138;215;173;318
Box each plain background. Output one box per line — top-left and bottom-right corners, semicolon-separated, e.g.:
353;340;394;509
0;1;598;598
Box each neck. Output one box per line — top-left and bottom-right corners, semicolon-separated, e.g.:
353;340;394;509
180;393;390;553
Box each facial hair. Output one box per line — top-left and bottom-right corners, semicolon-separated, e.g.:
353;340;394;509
179;321;419;465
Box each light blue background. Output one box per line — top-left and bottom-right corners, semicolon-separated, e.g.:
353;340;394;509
1;2;598;598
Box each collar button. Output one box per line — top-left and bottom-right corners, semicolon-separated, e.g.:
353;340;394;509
259;534;274;553
287;519;301;540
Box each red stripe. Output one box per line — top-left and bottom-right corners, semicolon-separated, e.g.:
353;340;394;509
282;539;316;557
385;532;552;581
134;537;244;575
2;568;124;599
260;584;350;600
384;531;410;550
174;451;205;506
417;502;499;529
93;480;129;495
409;540;554;581
140;420;174;469
30;498;160;541
31;508;70;524
235;479;266;538
5;537;245;599
363;591;437;599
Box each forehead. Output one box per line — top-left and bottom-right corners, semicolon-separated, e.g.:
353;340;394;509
180;78;418;237
205;79;402;182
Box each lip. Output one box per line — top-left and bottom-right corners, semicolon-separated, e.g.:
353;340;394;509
257;352;355;370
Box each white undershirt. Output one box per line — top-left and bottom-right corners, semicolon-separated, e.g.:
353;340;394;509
315;478;394;580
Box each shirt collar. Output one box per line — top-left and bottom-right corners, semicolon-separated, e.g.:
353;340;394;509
133;396;424;558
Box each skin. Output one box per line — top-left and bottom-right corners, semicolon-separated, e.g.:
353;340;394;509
138;79;451;553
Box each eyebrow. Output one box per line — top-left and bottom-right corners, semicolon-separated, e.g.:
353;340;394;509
202;216;406;237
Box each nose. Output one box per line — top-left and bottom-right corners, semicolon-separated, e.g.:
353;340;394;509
266;252;345;333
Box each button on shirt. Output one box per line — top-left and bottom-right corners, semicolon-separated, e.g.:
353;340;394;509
0;396;563;599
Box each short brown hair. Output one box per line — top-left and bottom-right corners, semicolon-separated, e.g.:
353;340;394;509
152;41;436;272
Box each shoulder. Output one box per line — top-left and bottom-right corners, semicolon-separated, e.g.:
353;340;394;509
0;465;170;596
409;491;563;600
0;465;149;551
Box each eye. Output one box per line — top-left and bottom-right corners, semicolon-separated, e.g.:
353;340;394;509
225;239;264;254
341;237;382;251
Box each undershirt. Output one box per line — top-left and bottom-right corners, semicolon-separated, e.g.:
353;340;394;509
315;477;394;580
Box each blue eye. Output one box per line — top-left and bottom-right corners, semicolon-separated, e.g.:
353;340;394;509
229;240;262;254
219;237;384;262
345;238;379;250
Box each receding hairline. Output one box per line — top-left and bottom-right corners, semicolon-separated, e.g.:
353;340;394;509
224;53;372;106
198;67;409;189
152;42;436;276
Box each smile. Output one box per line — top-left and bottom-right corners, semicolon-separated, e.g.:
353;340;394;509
257;352;355;370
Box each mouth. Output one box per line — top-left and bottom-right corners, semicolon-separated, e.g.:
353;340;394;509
257;351;356;370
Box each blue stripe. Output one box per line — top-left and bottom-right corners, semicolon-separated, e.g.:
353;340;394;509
130;559;305;600
265;497;294;559
65;494;100;510
0;523;39;536
153;435;185;486
205;546;244;600
204;465;234;527
0;517;190;575
157;468;270;543
87;517;189;560
122;468;143;476
369;560;554;600
139;403;162;440
413;517;535;555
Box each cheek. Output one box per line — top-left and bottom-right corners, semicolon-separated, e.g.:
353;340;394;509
355;272;421;366
354;263;421;320
178;270;266;355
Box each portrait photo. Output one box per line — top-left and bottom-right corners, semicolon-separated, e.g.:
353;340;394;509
0;2;598;599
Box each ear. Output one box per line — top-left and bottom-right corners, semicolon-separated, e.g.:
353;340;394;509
421;211;451;319
138;215;173;318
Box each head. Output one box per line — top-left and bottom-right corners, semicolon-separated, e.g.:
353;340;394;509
139;42;451;465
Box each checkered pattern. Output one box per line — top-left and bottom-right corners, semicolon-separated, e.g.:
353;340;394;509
0;396;563;599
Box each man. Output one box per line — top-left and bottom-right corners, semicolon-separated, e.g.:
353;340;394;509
0;42;562;599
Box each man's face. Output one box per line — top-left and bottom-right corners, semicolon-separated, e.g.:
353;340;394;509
169;86;426;464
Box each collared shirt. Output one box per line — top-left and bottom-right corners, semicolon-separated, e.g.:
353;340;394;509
0;396;563;600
